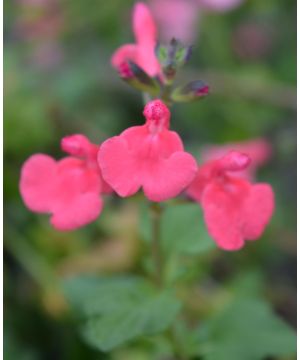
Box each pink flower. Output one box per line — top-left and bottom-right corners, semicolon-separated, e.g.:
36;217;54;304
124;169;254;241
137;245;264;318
20;135;110;231
98;100;197;202
198;0;244;12
187;151;274;251
201;138;272;181
111;2;161;77
150;0;199;43
149;0;245;46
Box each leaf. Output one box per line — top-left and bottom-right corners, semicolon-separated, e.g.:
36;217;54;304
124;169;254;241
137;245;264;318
63;276;181;352
190;298;296;360
140;203;216;256
161;204;215;254
63;276;145;317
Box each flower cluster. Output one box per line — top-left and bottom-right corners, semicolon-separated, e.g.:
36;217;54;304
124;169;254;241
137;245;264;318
19;2;274;251
150;0;245;44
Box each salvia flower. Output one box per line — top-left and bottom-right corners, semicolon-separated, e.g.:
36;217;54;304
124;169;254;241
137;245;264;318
111;2;161;77
98;99;197;202
20;135;110;231
150;0;199;43
198;0;244;12
201;138;272;180
187;151;274;251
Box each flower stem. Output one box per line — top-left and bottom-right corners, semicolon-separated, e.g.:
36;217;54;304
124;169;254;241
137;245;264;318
167;326;189;360
150;202;164;288
143;92;152;105
149;203;188;359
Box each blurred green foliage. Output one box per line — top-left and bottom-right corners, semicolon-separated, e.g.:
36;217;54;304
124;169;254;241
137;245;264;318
4;0;296;359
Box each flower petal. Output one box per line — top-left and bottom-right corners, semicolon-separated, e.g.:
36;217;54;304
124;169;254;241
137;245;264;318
242;183;274;240
201;180;247;250
122;126;183;156
19;154;57;212
133;2;157;46
111;44;138;69
98;136;141;197
50;193;103;231
20;154;103;230
143;151;197;201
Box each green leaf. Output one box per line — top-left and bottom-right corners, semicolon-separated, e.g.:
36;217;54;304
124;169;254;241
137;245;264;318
161;204;215;254
140;203;215;256
63;276;181;352
190;298;296;360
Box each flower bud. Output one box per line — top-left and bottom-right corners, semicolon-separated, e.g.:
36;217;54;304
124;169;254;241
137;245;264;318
156;39;193;83
118;61;160;96
171;80;209;102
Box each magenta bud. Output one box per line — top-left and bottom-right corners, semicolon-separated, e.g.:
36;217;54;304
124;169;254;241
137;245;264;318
118;61;160;96
118;62;134;79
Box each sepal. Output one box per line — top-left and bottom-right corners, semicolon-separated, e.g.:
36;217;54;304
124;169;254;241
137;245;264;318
118;61;161;96
171;80;209;102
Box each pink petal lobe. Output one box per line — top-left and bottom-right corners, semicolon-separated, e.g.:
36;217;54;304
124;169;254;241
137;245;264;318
199;0;244;12
61;134;95;157
186;162;216;203
50;193;103;231
133;2;157;46
111;3;160;76
122;127;183;157
56;157;102;200
111;44;138;69
150;0;199;43
20;154;57;212
98;136;141;198
136;46;161;77
50;159;103;230
217;151;251;172
143;151;197;202
201;179;249;251
242;183;274;240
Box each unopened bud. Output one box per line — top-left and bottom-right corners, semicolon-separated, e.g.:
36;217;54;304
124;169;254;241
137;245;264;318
171;80;209;102
157;39;193;83
118;62;134;79
119;61;160;96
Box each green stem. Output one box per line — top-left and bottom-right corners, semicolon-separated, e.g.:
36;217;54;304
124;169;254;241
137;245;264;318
167;326;189;360
150;203;164;288
143;92;152;105
160;83;174;106
149;204;188;359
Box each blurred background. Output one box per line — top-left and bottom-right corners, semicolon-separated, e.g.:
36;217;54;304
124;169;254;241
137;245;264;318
4;0;296;359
